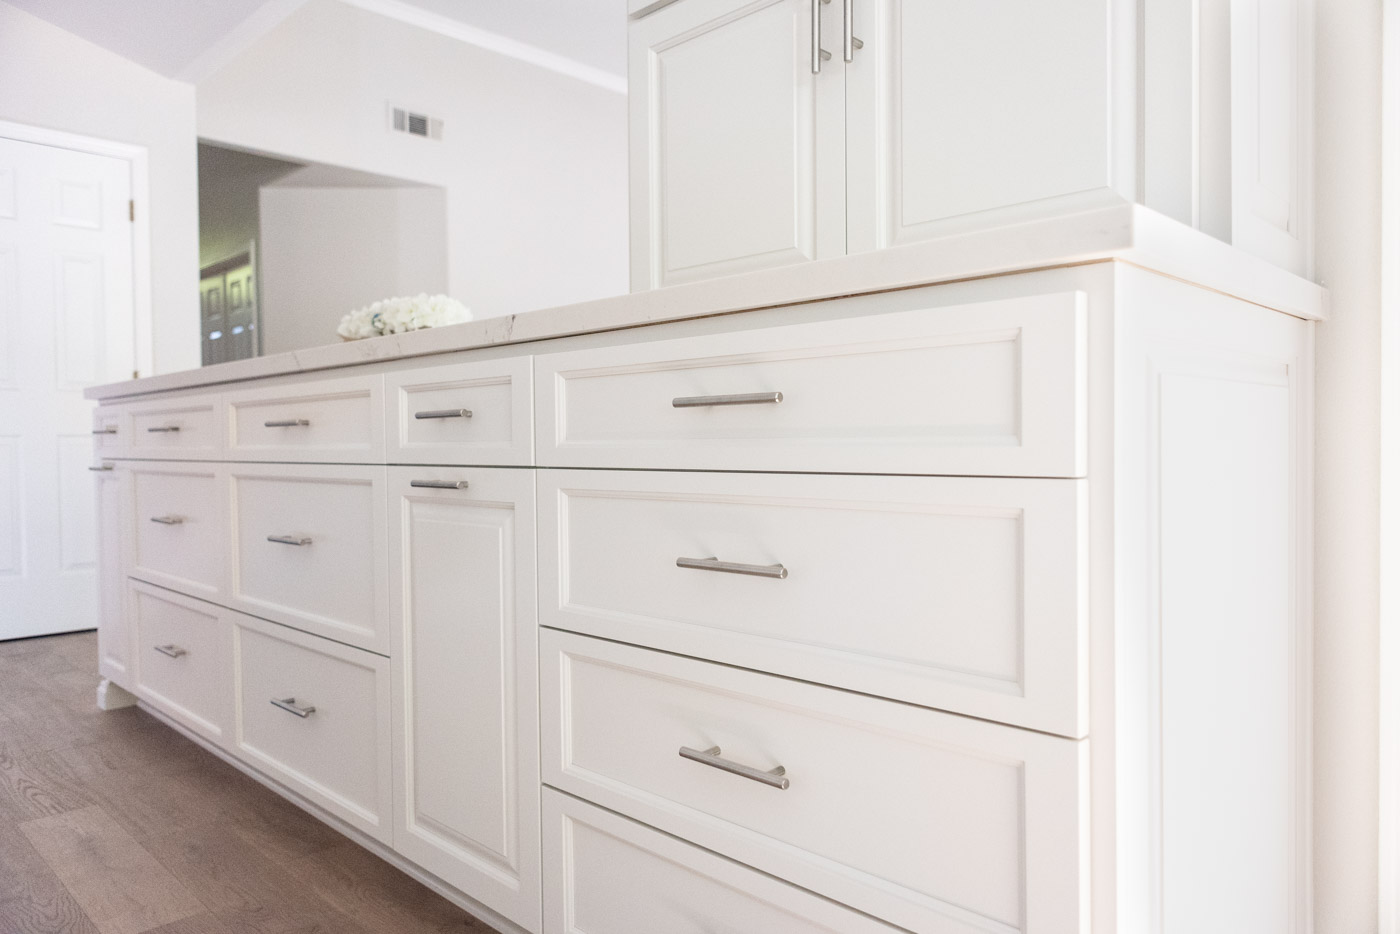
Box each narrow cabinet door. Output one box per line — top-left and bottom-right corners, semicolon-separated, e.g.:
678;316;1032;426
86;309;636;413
845;0;1115;252
94;461;130;687
629;0;845;290
388;467;540;932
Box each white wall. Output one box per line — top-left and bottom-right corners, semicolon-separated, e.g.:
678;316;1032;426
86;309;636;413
196;0;628;328
0;1;199;375
1313;0;1382;930
258;185;448;354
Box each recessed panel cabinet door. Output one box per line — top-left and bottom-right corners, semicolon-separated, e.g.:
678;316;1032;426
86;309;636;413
845;0;1114;252
629;0;845;290
388;467;540;932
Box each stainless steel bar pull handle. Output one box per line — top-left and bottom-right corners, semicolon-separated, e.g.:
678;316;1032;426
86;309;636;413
150;515;184;525
91;427;117;435
843;0;863;60
88;465;113;472
672;391;783;409
677;556;788;579
267;534;312;546
264;419;309;428
147;425;180;433
410;479;470;490
811;0;831;73
414;409;472;420
679;745;790;790
154;644;187;659
271;697;316;718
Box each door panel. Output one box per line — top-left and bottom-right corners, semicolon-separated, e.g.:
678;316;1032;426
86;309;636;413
629;0;845;289
0;135;134;639
846;0;1113;252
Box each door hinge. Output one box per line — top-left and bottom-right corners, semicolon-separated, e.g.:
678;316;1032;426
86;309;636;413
128;200;135;222
132;369;139;380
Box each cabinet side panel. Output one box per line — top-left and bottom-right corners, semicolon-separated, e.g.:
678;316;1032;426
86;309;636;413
1112;264;1311;933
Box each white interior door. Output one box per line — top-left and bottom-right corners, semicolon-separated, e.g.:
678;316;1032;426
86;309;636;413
0;135;135;640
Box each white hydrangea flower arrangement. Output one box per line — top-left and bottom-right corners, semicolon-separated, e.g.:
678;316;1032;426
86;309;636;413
337;294;471;341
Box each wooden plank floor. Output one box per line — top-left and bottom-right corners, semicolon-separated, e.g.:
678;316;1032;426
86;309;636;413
0;631;494;934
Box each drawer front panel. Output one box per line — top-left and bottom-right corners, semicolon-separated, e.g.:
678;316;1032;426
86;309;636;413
388;466;540;930
232;613;392;842
127;395;222;459
540;470;1085;736
542;790;901;934
129;463;225;599
230;464;389;653
226;374;384;462
542;631;1086;934
91;406;125;456
130;582;231;745
536;290;1085;476
386;357;533;465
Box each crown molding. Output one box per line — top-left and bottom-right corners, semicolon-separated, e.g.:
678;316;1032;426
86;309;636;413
338;0;627;94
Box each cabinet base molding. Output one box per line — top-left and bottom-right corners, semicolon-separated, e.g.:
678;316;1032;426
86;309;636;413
95;677;137;710
133;700;535;934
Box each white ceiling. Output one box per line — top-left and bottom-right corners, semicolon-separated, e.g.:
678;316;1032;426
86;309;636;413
7;0;627;82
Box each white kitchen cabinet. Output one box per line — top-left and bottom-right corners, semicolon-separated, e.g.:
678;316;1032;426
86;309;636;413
387;467;540;932
631;0;1314;286
93;461;129;686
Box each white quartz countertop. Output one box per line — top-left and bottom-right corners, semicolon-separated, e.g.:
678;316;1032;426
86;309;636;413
87;203;1328;401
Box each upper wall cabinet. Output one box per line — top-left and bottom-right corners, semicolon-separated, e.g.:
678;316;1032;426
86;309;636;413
629;0;1116;291
630;0;1316;288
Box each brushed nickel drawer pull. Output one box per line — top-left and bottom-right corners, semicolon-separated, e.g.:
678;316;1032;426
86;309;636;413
88;465;114;472
150;515;184;525
410;480;470;490
264;419;310;428
271;697;316;718
267;534;312;546
153;644;187;659
679;745;789;790
91;427;117;435
677;556;788;579
672;391;783;409
146;425;180;433
414;408;472;420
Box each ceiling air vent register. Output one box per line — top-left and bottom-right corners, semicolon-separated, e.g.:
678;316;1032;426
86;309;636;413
388;104;443;141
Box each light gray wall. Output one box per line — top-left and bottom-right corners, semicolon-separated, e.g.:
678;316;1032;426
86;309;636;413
258;185;448;354
1313;1;1382;930
197;142;299;270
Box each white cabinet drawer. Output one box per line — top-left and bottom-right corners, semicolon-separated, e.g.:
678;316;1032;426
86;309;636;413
542;631;1087;934
536;289;1086;477
91;405;125;456
388;466;540;930
230;463;389;653
226;374;384;462
385;357;533;465
232;612;392;843
540;469;1085;736
542;790;901;934
130;581;232;747
128;462;226;600
126;394;223;459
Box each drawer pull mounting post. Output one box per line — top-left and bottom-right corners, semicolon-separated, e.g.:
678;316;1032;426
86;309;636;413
410;479;470;490
267;534;313;546
263;419;310;428
672;392;783;409
676;556;788;579
149;515;184;525
153;644;187;659
271;697;316;718
679;745;790;790
414;409;472;420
